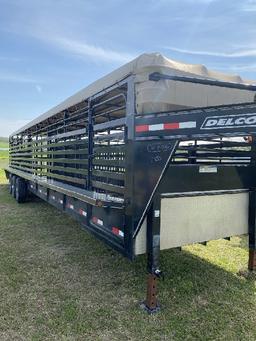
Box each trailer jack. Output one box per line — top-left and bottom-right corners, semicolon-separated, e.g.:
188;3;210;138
248;249;256;271
141;269;163;314
248;188;256;271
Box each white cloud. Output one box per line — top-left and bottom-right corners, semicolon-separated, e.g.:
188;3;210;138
149;0;215;7
6;14;136;64
0;119;30;137
35;84;42;93
165;46;256;58
242;0;256;12
227;64;256;73
0;72;37;83
9;20;136;64
48;36;135;64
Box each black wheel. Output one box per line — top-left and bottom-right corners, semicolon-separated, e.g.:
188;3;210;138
9;175;13;194
15;177;27;203
12;175;17;198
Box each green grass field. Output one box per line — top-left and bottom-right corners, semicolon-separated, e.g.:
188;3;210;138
0;137;9;161
0;167;256;340
0;136;8;149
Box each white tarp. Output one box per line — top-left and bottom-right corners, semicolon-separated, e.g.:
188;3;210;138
12;53;256;136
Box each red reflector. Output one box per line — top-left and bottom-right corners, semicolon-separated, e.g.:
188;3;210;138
135;125;149;133
164;122;179;130
112;227;119;235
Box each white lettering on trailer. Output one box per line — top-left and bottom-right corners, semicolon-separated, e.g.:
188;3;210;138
201;113;256;129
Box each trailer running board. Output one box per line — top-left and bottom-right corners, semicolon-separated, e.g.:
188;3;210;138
5;166;124;208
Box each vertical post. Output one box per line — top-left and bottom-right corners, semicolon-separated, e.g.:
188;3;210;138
248;190;256;271
87;99;93;226
124;77;136;259
87;99;93;192
63;111;68;178
249;136;256;271
142;195;161;313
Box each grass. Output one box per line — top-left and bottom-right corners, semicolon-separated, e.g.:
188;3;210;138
0;137;9;161
0;150;8;160
0;146;8;174
0;169;256;340
0;137;8;149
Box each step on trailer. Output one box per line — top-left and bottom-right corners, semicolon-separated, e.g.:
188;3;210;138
5;53;256;313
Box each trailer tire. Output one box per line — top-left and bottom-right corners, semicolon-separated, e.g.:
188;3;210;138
9;175;13;195
15;177;27;203
12;176;17;199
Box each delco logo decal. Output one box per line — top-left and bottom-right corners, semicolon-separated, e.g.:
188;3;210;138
201;113;256;129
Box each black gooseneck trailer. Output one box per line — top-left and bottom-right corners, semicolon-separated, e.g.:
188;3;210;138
5;69;256;313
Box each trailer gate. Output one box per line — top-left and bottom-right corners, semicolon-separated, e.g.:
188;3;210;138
5;75;256;313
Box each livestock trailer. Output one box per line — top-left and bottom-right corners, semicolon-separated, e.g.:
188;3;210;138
5;53;256;313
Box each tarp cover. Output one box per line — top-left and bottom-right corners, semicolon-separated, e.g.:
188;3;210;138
12;52;256;136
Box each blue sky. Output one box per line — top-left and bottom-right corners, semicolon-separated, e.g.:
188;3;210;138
0;0;256;136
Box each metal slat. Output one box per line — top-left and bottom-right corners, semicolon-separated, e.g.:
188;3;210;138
149;72;256;91
46;172;86;185
35;164;88;174
10;161;33;168
10;128;87;148
11;149;88;157
94;132;124;142
10;141;87;152
10;157;88;164
9;141;88;153
94;145;125;154
92;169;124;180
92;180;125;195
10;164;34;173
93;158;125;167
94;117;126;132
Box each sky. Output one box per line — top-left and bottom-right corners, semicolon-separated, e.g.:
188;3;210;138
0;0;256;137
